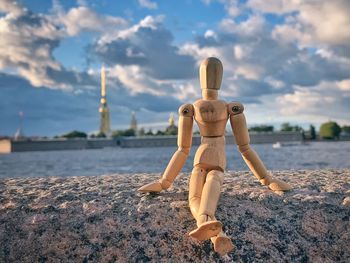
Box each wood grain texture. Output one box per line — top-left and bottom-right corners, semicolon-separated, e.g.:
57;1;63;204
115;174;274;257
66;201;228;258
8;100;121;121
138;57;291;255
199;57;223;91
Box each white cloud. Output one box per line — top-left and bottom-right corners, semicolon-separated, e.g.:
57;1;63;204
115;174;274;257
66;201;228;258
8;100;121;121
201;0;213;5
298;1;350;45
178;1;350;127
109;65;169;95
272;24;308;45
97;15;164;44
234;45;250;60
0;0;349;131
221;0;240;17
254;0;350;47
219;15;265;35
93;15;196;83
180;43;223;61
337;79;350;91
0;2;131;90
0;0;24;17
264;77;286;90
138;0;158;10
276;81;350;124
246;0;300;14
235;64;263;80
0;6;66;88
204;29;217;39
203;0;241;17
60;6;128;36
172;81;199;101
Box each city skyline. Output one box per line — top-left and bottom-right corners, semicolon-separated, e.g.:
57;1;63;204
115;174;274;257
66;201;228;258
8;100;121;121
0;0;349;136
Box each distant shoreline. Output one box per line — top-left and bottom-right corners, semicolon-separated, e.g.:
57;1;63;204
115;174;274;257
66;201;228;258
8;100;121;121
0;132;304;153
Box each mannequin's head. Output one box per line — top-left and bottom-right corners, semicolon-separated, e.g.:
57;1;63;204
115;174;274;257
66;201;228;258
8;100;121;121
199;57;223;100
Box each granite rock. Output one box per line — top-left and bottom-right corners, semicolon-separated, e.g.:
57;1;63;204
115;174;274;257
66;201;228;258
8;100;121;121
0;169;349;262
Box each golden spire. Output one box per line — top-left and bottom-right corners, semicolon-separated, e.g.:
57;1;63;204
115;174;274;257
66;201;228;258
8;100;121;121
101;65;106;97
130;111;138;132
99;64;111;135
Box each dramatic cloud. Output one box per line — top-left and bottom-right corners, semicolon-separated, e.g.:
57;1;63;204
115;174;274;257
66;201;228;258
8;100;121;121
92;16;196;80
249;0;350;46
276;81;350;123
181;15;294;98
0;0;23;16
88;15;199;103
180;3;350;125
0;0;349;135
107;65;177;96
0;0;100;90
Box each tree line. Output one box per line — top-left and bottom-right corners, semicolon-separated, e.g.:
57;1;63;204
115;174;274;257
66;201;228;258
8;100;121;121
56;121;350;140
249;121;349;140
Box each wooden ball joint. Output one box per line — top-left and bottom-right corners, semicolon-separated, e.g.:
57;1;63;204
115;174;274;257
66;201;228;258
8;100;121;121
138;57;292;256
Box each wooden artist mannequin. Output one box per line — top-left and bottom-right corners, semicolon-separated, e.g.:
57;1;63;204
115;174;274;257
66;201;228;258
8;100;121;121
138;57;292;255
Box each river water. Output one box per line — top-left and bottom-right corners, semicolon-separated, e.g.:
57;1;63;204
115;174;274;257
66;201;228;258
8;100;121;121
0;141;349;178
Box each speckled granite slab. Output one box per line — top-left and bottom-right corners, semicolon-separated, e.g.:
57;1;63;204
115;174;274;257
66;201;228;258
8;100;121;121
0;169;349;262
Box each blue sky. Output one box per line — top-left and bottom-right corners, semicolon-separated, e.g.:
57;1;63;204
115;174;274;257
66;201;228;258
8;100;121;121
0;0;350;136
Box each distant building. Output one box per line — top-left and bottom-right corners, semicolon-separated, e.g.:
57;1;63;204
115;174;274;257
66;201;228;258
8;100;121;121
165;113;178;135
169;113;175;126
14;111;25;141
130;112;138;133
14;128;24;140
99;65;111;135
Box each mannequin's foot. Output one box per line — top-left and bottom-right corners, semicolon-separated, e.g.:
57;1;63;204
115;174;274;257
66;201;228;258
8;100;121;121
212;233;234;255
189;218;222;241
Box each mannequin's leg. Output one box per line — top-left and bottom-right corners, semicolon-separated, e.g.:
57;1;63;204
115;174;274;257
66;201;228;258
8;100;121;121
189;170;223;241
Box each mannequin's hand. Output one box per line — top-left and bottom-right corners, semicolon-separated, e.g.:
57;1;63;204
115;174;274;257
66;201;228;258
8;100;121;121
260;174;292;192
267;178;292;192
138;181;163;193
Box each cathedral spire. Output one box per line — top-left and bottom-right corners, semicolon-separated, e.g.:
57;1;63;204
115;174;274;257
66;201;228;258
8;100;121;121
130;111;138;133
99;65;111;135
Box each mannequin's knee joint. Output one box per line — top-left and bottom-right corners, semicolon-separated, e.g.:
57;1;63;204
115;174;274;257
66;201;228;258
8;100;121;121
206;170;224;185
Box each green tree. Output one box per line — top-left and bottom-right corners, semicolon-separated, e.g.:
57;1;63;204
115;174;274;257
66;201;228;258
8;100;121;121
280;122;293;132
342;125;350;134
96;132;106;138
280;122;303;132
123;129;136;136
310;125;316;140
249;125;274;132
165;125;178;135
111;129;135;138
111;130;121;138
138;128;145;136
319;121;341;139
156;130;165;136
145;129;154;136
61;130;87;138
293;125;303;132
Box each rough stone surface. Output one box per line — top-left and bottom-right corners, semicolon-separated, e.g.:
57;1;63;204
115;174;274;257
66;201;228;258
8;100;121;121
0;169;349;262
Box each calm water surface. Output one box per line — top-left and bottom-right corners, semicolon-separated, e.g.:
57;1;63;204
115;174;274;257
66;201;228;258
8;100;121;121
0;141;349;178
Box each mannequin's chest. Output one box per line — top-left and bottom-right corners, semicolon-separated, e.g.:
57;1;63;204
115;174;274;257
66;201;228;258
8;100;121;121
193;100;228;123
